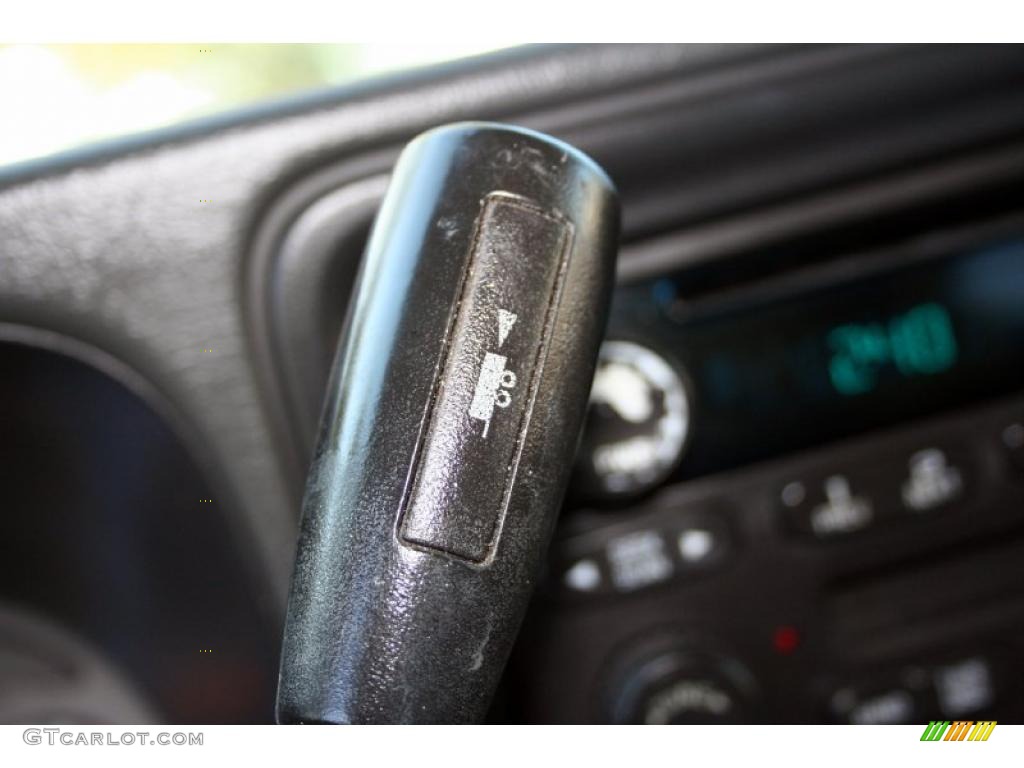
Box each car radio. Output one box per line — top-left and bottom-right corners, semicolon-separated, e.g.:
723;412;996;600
577;217;1024;499
511;209;1024;724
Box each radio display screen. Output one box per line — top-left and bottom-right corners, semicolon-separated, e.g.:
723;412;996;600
610;237;1024;481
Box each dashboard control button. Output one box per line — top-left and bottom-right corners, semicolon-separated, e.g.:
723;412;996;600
575;341;689;500
677;529;715;563
900;447;965;513
934;657;995;717
811;476;874;535
782;474;876;539
606;530;674;592
553;509;733;598
562;557;604;593
675;516;732;571
780;438;977;542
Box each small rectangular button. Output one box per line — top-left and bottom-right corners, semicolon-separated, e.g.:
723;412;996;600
780;471;880;539
898;445;969;514
399;193;573;564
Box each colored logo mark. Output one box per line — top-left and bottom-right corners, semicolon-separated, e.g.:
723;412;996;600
920;720;996;741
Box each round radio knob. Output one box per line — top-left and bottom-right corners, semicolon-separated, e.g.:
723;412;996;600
575;341;690;501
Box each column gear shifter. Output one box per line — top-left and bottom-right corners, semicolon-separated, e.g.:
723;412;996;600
276;123;619;723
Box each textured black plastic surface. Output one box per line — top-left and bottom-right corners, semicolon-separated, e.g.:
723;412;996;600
2;44;1023;724
276;124;619;723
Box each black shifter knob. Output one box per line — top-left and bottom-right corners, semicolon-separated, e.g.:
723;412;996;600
276;122;619;723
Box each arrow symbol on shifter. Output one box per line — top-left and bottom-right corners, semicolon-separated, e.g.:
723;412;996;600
497;309;517;348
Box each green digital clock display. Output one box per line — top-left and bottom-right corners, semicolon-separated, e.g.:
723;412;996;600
827;302;959;396
613;237;1024;482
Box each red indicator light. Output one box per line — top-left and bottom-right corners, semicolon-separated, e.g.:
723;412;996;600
773;625;800;655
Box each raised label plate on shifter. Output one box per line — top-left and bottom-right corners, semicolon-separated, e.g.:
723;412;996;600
398;193;573;565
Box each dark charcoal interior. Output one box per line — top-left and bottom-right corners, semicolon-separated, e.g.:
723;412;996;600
0;44;1022;723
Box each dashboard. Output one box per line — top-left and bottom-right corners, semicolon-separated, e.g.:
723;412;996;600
0;44;1022;724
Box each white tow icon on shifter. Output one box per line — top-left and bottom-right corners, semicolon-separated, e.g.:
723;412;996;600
469;308;519;437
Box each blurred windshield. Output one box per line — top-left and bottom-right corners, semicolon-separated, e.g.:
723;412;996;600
0;43;512;167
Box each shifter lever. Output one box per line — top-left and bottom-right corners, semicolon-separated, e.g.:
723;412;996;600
276;122;619;724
